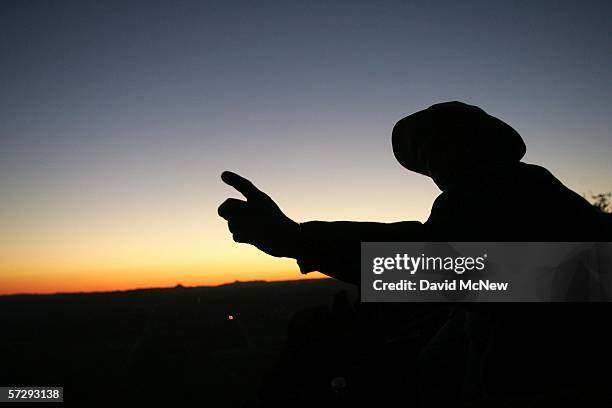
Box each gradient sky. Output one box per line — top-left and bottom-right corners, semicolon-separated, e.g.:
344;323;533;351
1;0;611;294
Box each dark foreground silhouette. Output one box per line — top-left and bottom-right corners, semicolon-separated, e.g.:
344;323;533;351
219;102;612;407
0;279;357;407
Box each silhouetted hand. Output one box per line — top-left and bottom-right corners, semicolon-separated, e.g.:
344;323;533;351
218;171;300;258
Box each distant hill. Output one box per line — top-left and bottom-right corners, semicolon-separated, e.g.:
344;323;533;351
0;277;336;298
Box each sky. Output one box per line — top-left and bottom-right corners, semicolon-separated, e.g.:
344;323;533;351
1;0;611;294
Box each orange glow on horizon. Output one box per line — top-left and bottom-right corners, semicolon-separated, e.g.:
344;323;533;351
0;186;431;296
0;266;327;296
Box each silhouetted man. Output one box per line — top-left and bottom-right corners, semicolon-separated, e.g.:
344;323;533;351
218;101;611;406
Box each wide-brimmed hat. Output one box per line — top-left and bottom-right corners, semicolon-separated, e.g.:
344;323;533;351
392;101;526;176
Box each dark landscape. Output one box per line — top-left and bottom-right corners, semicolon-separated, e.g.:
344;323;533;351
4;278;612;407
0;279;373;406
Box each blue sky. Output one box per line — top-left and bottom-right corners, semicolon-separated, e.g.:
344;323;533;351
1;0;610;292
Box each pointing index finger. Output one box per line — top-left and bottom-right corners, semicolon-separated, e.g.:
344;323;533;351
221;171;264;201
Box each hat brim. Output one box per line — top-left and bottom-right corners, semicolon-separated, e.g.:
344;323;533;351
392;102;526;176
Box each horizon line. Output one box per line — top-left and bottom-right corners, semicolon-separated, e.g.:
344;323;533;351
0;276;332;298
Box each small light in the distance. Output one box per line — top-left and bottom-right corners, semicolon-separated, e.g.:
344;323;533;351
228;315;234;320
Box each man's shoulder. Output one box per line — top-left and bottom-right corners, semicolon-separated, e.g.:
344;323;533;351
515;162;561;183
430;161;580;212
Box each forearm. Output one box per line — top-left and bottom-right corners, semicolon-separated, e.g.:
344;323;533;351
294;220;426;285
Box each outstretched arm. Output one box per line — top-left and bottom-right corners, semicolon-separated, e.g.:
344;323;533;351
295;220;425;284
218;172;425;285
